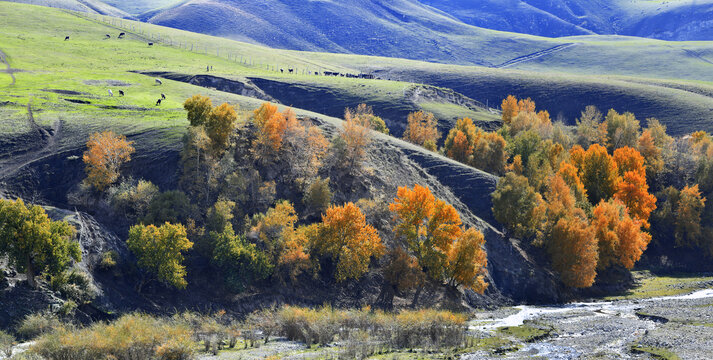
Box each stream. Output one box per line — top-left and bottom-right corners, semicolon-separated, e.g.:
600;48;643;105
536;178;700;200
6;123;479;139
467;288;713;359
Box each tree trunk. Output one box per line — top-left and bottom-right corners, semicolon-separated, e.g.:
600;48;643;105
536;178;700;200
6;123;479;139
411;286;422;308
26;255;36;288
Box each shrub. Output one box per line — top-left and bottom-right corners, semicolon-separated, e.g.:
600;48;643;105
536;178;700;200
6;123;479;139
50;269;96;304
100;250;118;270
16;312;61;340
211;224;272;292
31;313;194;360
107;178;159;220
0;330;15;358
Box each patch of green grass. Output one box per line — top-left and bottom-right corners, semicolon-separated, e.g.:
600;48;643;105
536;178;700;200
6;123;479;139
630;344;681;360
497;323;552;342
604;271;713;300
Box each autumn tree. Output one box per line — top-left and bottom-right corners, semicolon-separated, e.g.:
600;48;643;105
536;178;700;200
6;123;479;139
638;129;664;180
83;131;135;191
674;185;708;253
605;109;640;151
312;202;384;282
444;118;478;162
279;224;317;282
0;198;80;288
576;144;620;205
184;94;213;127
548;214;598;288
252;103;297;160
127;222;193;290
575;105;606;147
444;228;488;292
613;147;657;228
211;224;272;292
179;126;213;204
303;177;332;218
472;131;508;175
390;184;488;294
403;111;439;150
206;103;238;155
501;95;519;125
339;105;374;171
346;104;389;135
383;247;425;295
492;173;546;239
557;162;588;206
283;118;329;185
591;200;651;270
250;201;298;270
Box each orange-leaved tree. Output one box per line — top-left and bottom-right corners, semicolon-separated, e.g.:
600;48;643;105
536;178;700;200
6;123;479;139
612;147;657;228
549;213;598;288
83;131;135;191
253;102;299;159
591;199;651;270
312;202;384;282
403;110;440;150
444;118;478;163
390;184;488;292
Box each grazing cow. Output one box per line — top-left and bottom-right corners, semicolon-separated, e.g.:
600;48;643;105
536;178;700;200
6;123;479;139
156;99;162;106
108;89;113;97
148;42;153;46
280;68;284;73
155;78;163;85
64;36;70;41
161;93;166;100
288;68;294;74
118;32;125;39
118;90;124;96
105;34;111;39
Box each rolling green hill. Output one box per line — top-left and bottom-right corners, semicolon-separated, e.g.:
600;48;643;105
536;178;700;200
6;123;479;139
423;0;713;40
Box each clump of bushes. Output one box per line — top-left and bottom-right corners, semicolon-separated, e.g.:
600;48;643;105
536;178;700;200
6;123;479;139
0;330;15;358
30;313;194;360
274;306;467;350
50;269;97;304
16;312;62;340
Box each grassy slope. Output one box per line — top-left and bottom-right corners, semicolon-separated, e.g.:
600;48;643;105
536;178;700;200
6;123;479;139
1;0;712;155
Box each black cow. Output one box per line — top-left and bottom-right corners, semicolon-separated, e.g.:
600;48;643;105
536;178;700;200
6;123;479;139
118;32;125;38
105;34;111;39
118;90;124;96
288;68;294;74
148;42;154;46
280;68;284;73
161;93;166;100
64;36;70;41
156;99;162;106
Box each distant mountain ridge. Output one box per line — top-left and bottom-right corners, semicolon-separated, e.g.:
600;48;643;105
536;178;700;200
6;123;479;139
422;0;713;40
7;0;713;41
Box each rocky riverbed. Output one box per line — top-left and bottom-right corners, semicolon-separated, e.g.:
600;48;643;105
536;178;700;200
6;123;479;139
467;288;713;359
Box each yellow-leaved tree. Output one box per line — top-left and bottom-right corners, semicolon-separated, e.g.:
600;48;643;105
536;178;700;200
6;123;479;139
127;222;193;290
311;202;384;282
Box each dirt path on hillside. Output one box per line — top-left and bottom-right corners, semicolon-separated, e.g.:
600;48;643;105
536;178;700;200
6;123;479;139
0;48;16;86
493;43;577;69
0;104;63;180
